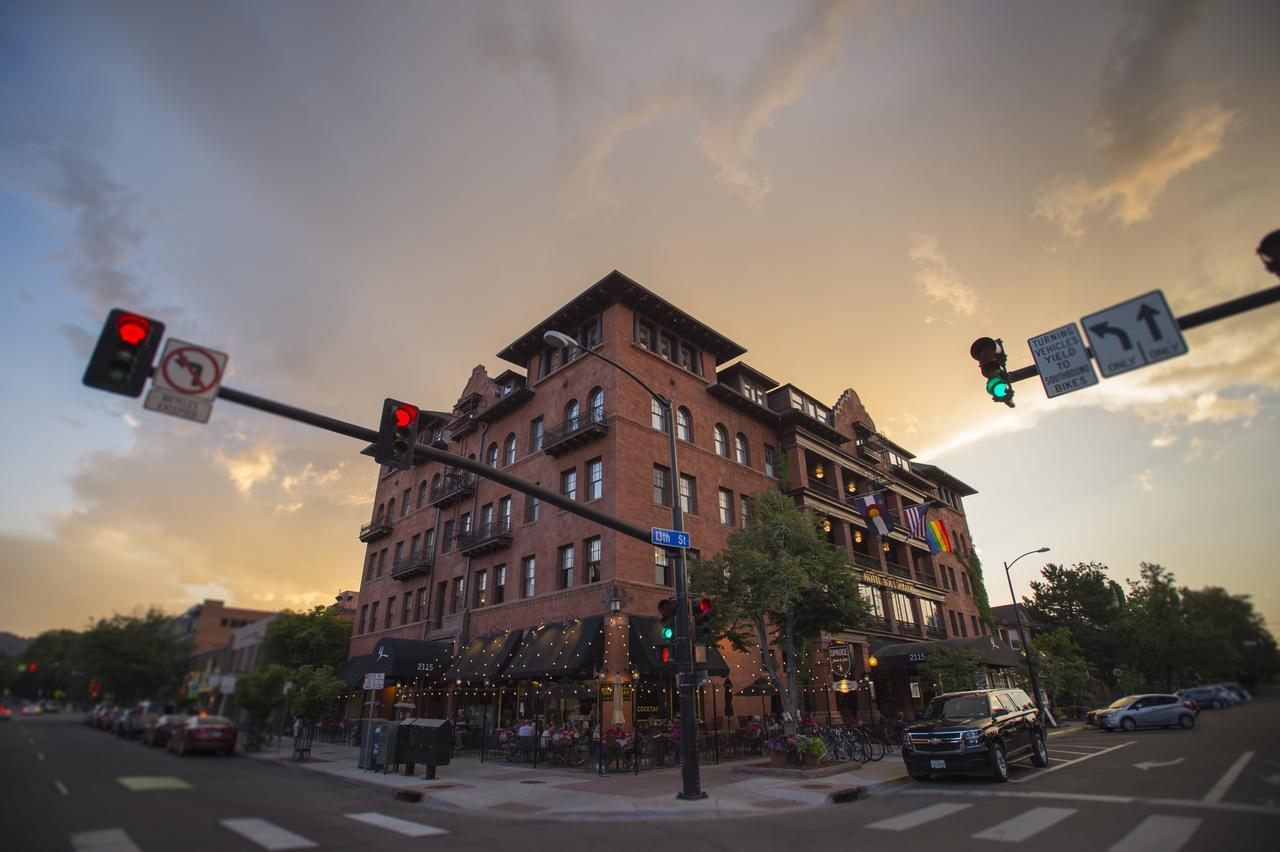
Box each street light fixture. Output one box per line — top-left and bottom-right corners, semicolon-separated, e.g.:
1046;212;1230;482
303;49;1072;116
1003;547;1050;723
543;329;706;800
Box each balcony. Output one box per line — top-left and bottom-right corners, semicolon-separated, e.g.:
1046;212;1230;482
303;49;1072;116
896;621;923;637
358;517;393;543
856;441;883;464
477;383;535;423
925;624;947;639
429;472;477;508
391;554;434;581
853;552;882;571
456;518;513;557
864;616;891;633
885;560;912;580
916;570;941;589
542;409;608;458
806;477;838;499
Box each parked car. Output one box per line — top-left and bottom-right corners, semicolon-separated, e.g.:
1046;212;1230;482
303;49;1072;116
143;714;190;748
0;705;12;721
115;708;139;738
1214;682;1252;703
40;700;61;714
124;701;170;740
1176;686;1236;711
1088;694;1196;731
104;707;129;732
168;715;238;756
901;688;1048;782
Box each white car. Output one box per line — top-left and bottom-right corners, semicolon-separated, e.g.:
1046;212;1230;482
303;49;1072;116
1088;694;1196;731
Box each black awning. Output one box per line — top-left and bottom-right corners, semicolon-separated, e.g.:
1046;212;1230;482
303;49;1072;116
871;636;1022;669
446;629;524;684
366;638;455;682
628;616;730;677
503;616;604;681
336;655;373;691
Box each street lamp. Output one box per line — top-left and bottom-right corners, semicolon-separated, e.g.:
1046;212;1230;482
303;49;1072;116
1003;547;1050;724
544;329;706;800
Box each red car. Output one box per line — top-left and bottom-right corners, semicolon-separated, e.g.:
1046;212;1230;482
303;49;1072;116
167;715;238;756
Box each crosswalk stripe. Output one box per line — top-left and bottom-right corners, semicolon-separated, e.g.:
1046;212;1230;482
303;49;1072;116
345;812;449;837
1109;815;1202;852
70;828;142;852
220;818;318;850
971;806;1076;842
868;803;971;831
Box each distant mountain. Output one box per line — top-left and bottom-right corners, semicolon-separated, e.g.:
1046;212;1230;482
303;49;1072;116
0;631;29;657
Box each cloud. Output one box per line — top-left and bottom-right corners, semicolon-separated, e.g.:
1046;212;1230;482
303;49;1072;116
1034;0;1235;236
1132;469;1154;491
908;233;977;316
214;444;278;496
281;461;347;495
568;0;861;207
1151;432;1177;448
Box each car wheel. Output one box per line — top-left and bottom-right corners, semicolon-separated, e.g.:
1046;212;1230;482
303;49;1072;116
990;743;1009;782
909;772;931;782
1179;714;1195;729
1120;717;1136;732
1030;733;1048;768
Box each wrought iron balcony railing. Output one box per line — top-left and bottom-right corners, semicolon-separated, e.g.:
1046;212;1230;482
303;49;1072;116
541;408;608;457
391;554;434;581
456;518;513;556
429;472;477;508
358;517;393;543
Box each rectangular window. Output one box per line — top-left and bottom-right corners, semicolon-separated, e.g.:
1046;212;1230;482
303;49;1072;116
385;597;395;629
417;482;427;509
530;417;544;452
679;474;697;515
580;317;601;349
659;333;673;361
394;541;404;563
522;556;536;598
678;342;698;374
410;534;421;559
740;495;753;528
480;503;493;533
949;610;960;636
653;464;671;506
891;592;916;625
585;457;603;500
637;320;656;351
425;527;436;554
718;488;734;526
366;554;376;582
764;445;776;477
651;397;666;431
560;468;577;501
358;605;368;634
460;513;471;535
475;570;488;608
925;600;944;629
401;489;410;516
859;585;885;619
585;536;601;583
525;493;540;523
369;601;379;631
435;581;446;623
401;594;412;625
442;520;454;552
377;549;387;578
494;564;506;604
961;571;972;596
655;547;671;587
971;614;980;636
451;577;464;614
499;495;512;528
414;588;427;622
558;544;575;589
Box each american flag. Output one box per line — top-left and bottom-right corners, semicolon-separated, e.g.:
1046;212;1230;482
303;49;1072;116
903;502;933;538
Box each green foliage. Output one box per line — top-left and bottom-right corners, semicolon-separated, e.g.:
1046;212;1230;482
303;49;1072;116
1179;586;1279;687
76;610;190;704
1114;563;1195;692
796;735;827;757
960;552;996;631
287;664;344;720
236;664;289;723
689;485;867;733
1028;628;1093;705
917;643;983;692
263;606;353;670
1023;561;1124;685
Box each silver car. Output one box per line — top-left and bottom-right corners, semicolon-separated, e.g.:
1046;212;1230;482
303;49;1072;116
1089;694;1195;731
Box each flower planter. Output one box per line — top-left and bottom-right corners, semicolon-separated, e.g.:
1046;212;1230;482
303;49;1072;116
802;752;821;768
769;749;790;768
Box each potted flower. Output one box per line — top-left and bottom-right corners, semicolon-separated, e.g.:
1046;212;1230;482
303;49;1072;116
495;727;515;745
550;727;576;750
763;734;797;767
796;735;826;768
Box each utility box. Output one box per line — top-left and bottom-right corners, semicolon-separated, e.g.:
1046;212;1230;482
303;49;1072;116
405;718;453;779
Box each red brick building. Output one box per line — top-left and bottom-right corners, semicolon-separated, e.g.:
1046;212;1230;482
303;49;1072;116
345;271;996;726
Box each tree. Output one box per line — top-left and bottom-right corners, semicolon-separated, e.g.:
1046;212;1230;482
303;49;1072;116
917;644;982;693
1023;561;1124;684
263;606;353;671
287;665;343;722
236;664;289;727
1180;586;1279;687
1028;628;1093;708
690;485;867;735
1115;563;1193;691
76;610;189;704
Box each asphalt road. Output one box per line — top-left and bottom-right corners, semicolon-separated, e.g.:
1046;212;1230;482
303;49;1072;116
3;695;1277;852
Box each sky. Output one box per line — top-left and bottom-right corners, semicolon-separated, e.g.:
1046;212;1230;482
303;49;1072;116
1;0;1277;638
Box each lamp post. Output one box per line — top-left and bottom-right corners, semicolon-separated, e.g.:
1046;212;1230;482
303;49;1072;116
1003;547;1050;723
544;330;705;800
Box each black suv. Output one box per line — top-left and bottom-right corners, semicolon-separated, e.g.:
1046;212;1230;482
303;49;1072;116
901;688;1047;782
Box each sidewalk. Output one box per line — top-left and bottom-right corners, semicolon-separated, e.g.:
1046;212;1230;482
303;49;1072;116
244;737;910;821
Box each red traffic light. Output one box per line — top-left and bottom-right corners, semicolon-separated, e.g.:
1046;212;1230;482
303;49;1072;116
394;403;418;428
695;598;713;615
27;662;36;672
660;647;672;664
116;314;151;345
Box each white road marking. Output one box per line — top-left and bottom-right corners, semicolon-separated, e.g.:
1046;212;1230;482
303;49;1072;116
1009;740;1137;782
220;818;317;850
868;802;972;831
70;828;142;851
345;812;449;837
971;806;1077;842
55;780;70;796
1109;815;1202;852
37;751;45;761
900;787;1280;816
1203;751;1254;803
1050;747;1105;755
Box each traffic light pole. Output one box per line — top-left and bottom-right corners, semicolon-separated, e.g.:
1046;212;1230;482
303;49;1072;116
1005;283;1280;385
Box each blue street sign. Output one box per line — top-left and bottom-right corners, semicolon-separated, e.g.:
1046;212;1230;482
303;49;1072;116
651;527;691;549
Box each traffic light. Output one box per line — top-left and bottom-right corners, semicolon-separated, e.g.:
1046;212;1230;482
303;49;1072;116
83;309;165;397
657;598;676;653
970;336;1015;408
693;597;714;642
375;398;419;469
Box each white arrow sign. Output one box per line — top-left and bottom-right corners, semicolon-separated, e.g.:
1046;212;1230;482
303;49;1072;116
1134;757;1185;771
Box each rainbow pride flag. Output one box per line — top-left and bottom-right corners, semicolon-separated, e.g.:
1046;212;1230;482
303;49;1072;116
925;519;953;554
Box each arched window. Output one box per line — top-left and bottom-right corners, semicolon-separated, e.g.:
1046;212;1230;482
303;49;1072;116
651;397;666;431
430;473;441;497
375;503;385;522
416;482;427;509
588;387;605;423
676;407;692;442
387;498;396;519
565;399;580;430
486;442;499;467
503;433;517;466
714;424;729;457
735;433;750;465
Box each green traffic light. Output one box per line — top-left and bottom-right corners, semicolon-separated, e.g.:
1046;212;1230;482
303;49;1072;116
661;625;674;640
986;376;1011;399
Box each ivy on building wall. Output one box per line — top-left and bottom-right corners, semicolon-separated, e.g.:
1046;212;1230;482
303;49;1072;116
963;551;997;632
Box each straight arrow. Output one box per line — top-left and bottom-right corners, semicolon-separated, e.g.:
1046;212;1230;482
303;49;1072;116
1089;321;1132;350
1137;303;1164;340
1134;757;1185;770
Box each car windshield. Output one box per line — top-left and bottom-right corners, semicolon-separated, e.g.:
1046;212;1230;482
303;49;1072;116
923;695;989;720
1107;696;1138;709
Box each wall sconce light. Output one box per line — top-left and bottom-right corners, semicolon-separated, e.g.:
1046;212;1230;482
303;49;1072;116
822;518;832;534
813;463;824;480
846;481;856;494
882;542;891;553
854;530;863;544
